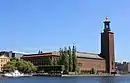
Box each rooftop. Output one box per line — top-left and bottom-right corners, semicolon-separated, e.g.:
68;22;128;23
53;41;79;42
22;52;60;57
76;52;103;59
22;51;103;59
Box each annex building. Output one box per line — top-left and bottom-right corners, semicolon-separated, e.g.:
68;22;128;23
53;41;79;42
21;17;116;74
0;54;10;72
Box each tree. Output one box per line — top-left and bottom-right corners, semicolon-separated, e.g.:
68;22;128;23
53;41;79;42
57;46;78;73
10;57;18;61
3;58;37;73
90;67;97;74
4;61;17;72
59;48;64;65
27;61;37;72
16;60;26;72
41;51;43;54
58;47;69;73
47;57;53;65
8;59;17;71
68;46;73;72
38;50;43;54
72;45;77;72
63;47;69;73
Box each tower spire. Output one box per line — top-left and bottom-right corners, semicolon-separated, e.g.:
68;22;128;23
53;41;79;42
103;16;111;32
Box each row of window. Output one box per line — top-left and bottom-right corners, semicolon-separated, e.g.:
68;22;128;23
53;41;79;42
26;59;56;65
0;64;4;67
0;59;9;62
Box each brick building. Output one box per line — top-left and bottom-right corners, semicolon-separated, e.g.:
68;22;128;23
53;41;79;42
21;17;116;74
21;52;106;73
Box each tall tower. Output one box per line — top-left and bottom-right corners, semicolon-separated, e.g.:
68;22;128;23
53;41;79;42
101;17;115;74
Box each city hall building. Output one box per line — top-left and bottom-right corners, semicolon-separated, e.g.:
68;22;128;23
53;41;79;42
21;17;116;74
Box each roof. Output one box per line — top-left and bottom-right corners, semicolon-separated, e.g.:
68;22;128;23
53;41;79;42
22;52;60;58
76;52;103;59
21;51;103;59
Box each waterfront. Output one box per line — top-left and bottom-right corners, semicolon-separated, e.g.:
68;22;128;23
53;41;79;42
0;76;130;83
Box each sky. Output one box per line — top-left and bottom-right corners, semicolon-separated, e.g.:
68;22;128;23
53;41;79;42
0;0;130;62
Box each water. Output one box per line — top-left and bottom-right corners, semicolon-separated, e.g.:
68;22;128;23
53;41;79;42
0;76;130;83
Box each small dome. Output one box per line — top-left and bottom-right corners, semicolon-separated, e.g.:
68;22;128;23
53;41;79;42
106;16;108;20
104;16;110;22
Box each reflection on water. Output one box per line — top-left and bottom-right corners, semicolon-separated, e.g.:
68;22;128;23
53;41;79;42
100;76;116;83
99;76;130;83
0;76;130;83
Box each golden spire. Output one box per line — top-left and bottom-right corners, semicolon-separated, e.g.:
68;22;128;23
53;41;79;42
106;16;108;20
104;16;110;22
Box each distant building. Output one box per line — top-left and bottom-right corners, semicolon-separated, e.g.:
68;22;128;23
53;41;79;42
128;62;130;73
116;62;130;73
0;55;10;72
0;51;23;59
10;52;24;59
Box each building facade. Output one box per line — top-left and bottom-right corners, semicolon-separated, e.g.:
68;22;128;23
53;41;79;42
115;62;130;73
21;52;106;73
76;52;106;73
0;55;10;72
21;52;59;66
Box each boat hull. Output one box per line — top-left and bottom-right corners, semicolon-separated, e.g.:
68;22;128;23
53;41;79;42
3;74;33;77
3;70;33;78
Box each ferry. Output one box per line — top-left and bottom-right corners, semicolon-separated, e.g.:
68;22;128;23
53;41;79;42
3;70;32;77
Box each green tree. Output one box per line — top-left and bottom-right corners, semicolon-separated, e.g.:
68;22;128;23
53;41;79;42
10;57;18;61
4;58;37;73
22;61;30;73
40;51;43;54
47;57;53;65
4;61;17;72
8;60;17;71
27;61;37;72
72;45;77;72
63;47;69;73
59;48;64;65
38;50;43;54
68;46;73;72
16;60;26;72
58;47;69;73
90;67;97;74
58;46;78;73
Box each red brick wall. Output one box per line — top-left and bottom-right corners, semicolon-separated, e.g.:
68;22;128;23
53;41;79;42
77;58;106;72
21;54;106;73
109;32;115;73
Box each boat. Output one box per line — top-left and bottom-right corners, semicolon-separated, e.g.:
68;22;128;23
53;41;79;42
3;70;32;77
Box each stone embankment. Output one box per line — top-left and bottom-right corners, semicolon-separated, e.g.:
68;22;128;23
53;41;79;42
61;74;121;77
32;73;121;77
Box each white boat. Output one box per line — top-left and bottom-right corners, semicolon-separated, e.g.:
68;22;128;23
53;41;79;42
3;70;32;77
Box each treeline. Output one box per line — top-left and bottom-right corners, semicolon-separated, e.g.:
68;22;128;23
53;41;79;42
3;58;37;73
57;45;78;73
